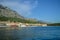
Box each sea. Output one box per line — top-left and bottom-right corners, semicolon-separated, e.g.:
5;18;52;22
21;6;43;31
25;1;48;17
0;26;60;40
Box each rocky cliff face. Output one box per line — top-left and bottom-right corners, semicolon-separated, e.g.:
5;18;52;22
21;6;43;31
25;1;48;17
0;5;24;19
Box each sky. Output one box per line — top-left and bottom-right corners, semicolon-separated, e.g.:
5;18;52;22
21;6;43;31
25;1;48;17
0;0;60;23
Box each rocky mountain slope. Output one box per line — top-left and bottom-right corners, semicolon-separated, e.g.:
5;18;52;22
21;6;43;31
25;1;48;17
0;5;24;19
0;4;46;24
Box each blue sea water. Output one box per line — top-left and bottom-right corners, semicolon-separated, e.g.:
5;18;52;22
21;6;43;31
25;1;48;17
0;26;60;40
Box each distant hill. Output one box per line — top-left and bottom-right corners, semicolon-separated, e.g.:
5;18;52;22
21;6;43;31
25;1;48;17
0;4;46;24
47;23;60;26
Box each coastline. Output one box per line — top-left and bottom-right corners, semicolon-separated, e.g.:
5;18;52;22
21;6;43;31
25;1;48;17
0;21;47;27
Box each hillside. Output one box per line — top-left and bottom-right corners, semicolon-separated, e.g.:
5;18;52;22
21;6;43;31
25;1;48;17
0;5;24;19
0;4;46;24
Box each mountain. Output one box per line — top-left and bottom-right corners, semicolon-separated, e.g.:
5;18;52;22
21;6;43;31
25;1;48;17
0;4;24;19
0;4;46;24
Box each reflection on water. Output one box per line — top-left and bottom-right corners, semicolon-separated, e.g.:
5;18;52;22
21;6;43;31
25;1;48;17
0;26;60;40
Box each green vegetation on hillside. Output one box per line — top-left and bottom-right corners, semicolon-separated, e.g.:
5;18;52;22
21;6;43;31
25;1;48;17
0;16;41;23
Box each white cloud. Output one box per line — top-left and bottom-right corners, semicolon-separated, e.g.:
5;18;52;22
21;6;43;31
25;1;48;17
0;0;38;17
